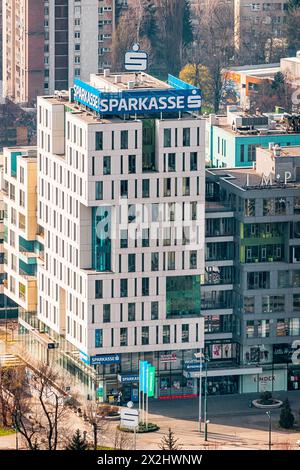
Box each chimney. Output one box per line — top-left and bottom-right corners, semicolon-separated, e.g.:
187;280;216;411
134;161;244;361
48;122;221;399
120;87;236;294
103;69;110;78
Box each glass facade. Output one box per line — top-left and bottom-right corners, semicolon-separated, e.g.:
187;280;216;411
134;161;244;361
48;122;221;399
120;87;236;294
166;275;200;318
92;207;111;272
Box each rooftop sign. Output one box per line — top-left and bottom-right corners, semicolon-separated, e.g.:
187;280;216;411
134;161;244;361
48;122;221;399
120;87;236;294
125;43;148;72
73;75;201;116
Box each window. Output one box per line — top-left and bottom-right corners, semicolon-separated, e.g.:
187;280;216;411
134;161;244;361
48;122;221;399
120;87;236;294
151;252;159;271
190;152;198;171
248;144;257;162
168;252;175;270
240;144;245;162
183;128;190;146
245;199;255;216
168;153;176;172
163;325;170;343
95;280;103;299
128;254;136;273
244;296;255;313
142;278;149;296
129;155;136;174
276;319;288;337
120;279;128;297
246;321;255;338
142;326;149;345
120;229;128;248
103;156;111;175
121;130;128;149
120;328;128;346
128;303;136;321
190;251;197;269
95;181;103;200
142;229;149;247
95;132;103;150
120;180;128;198
95;329;103;347
103;304;110;323
262;296;285;313
164;129;171;147
151;301;159;320
247;272;269;289
164;178;171;197
293;294;300;311
182;177;190;196
182;324;189;343
142;179;150;198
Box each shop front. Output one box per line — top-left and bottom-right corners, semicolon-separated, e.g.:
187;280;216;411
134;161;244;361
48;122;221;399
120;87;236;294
241;366;287;393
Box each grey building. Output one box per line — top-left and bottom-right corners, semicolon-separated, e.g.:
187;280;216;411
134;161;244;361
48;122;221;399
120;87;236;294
203;144;300;394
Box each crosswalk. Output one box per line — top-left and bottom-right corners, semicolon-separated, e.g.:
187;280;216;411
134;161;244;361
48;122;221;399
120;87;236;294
0;353;23;368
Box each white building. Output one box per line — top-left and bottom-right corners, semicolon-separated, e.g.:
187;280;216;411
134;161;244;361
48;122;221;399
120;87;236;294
5;71;206;401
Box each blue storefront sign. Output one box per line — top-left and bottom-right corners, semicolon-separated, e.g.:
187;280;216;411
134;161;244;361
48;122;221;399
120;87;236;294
90;354;120;366
184;360;202;371
73;75;201;116
118;374;139;384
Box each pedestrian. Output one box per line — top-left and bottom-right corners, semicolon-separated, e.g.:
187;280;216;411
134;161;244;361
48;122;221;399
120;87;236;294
117;391;122;406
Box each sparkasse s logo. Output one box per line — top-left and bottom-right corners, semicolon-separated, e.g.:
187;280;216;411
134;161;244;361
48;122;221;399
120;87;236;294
125;43;148;72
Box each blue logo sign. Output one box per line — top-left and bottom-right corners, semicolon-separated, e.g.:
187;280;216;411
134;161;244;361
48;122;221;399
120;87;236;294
125;43;148;72
118;374;139;383
73;75;201;116
90;354;120;366
79;350;90;365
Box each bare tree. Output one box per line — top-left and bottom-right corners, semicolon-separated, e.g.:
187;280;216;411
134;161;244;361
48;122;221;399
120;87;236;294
84;403;111;450
188;0;235;112
113;427;133;450
2;361;73;450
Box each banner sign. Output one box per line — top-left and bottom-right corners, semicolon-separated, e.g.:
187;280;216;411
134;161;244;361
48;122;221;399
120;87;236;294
90;354;120;365
73;76;201;116
147;366;156;398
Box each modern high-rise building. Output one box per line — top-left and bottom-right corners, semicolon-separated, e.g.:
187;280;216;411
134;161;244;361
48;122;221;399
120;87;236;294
3;71;206;401
2;0;116;104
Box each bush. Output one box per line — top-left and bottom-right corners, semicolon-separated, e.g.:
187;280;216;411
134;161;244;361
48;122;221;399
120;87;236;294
119;422;159;433
260;391;273;405
279;399;295;429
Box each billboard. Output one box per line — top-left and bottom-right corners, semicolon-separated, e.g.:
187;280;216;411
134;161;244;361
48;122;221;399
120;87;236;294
73;76;201;116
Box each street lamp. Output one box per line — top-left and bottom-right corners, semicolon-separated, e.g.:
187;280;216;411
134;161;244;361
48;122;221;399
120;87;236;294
266;411;272;450
204;357;210;442
194;351;203;432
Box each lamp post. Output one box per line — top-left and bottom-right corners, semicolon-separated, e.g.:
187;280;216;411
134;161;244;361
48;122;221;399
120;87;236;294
204;357;209;442
194;351;203;432
266;411;272;450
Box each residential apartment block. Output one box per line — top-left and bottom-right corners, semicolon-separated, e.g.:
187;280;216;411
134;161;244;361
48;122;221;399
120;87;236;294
234;0;288;59
2;0;116;104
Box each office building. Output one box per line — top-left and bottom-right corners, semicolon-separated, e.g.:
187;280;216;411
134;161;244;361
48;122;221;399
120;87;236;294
2;0;116;104
3;71;206;401
204;145;300;393
206;106;300;168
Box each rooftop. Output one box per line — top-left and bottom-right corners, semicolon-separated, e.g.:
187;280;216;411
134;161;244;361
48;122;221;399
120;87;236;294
207;167;300;191
90;72;172;93
225;63;280;79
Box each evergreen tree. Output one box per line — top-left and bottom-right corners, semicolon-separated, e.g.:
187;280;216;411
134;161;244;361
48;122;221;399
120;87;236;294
279;399;295;429
159;428;180;450
66;429;89;450
183;0;194;46
288;0;300;9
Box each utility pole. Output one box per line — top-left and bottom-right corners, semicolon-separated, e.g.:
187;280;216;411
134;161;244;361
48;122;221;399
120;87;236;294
204;356;210;442
266;411;272;450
